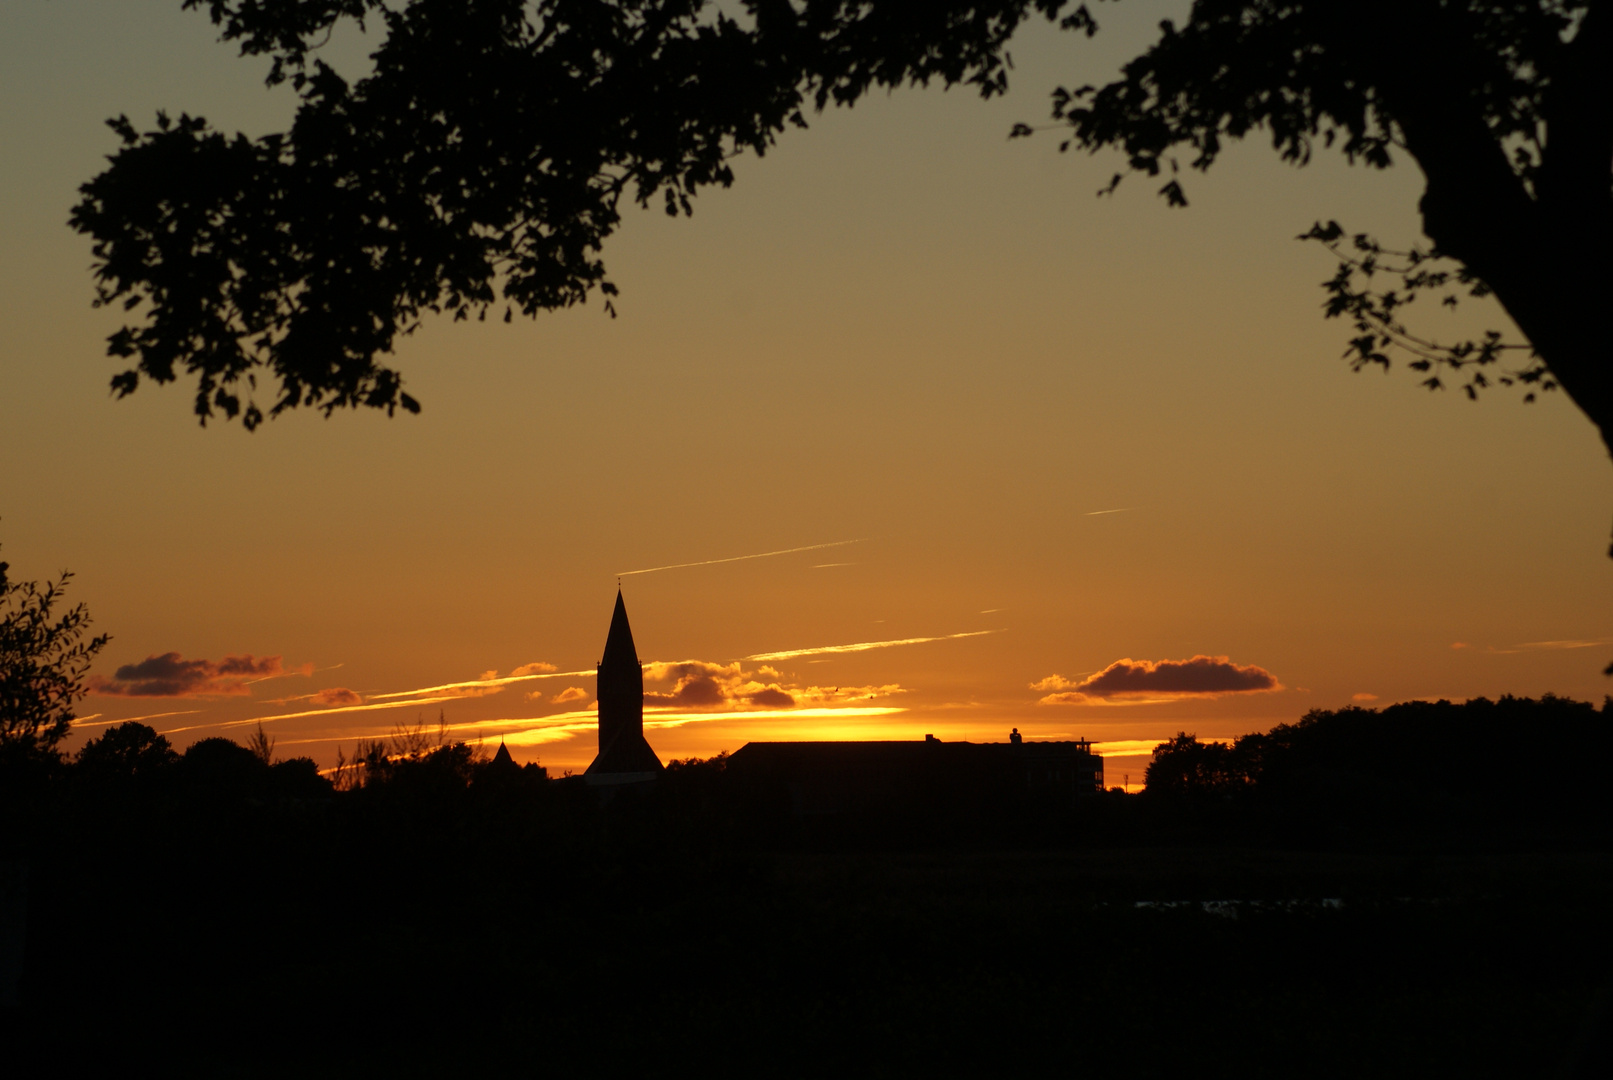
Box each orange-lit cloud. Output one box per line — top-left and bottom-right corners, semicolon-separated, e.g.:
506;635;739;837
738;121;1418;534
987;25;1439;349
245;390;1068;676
1091;737;1231;757
1036;655;1280;704
745;629;1000;662
439;684;508;699
642;659;906;711
90;653;310;697
311;687;364;707
1093;738;1177;757
276;703;914;755
510;661;558;676
1352;692;1379;702
644;660;793;708
1030;674;1088;691
617;538;866;577
552;686;590;704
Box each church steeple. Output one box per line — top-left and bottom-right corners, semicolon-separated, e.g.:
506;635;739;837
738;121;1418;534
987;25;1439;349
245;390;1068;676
585;589;664;779
601;588;638;670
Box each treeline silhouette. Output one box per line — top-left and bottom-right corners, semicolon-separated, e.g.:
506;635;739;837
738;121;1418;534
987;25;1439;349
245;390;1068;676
1145;695;1613;846
2;698;1610;1076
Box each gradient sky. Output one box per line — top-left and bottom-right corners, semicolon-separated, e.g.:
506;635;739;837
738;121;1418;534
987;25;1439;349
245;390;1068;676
4;2;1610;782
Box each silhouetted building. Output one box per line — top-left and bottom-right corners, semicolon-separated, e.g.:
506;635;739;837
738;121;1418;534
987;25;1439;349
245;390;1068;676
727;734;1102;815
584;590;664;785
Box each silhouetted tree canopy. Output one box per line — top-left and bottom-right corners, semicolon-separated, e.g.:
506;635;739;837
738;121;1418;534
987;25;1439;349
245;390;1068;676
76;1;1610;472
75;721;178;780
1144;731;1247;800
0;545;108;760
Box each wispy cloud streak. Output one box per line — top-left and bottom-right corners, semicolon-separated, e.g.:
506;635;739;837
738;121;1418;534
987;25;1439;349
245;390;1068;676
276;704;909;752
367;670;593;700
161;696;461;734
746;629;1001;662
1086;507;1137;516
644;705;904;728
618;538;867;577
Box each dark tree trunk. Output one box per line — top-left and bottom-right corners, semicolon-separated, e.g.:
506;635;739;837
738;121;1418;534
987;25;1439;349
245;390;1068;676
1368;1;1613;551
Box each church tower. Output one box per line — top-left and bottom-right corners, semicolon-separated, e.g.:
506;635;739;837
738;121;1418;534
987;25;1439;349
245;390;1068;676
585;589;664;780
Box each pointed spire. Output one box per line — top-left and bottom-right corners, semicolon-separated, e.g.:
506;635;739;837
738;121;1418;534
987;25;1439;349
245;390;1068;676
601;587;638;667
491;740;514;767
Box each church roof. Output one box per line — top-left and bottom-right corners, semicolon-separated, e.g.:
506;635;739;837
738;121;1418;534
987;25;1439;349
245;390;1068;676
588;729;665;774
490;741;515;768
601;588;638;667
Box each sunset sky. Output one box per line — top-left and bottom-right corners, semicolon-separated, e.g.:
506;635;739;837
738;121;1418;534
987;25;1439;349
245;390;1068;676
3;2;1610;783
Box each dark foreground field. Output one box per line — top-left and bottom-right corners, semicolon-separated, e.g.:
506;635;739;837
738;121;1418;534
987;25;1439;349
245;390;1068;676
6;796;1612;1076
4;696;1612;1076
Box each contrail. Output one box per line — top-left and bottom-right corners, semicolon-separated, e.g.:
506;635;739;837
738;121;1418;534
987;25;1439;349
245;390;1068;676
1086;507;1137;516
1514;637;1613;651
618;538;868;577
73;709;201;729
746;629;1002;662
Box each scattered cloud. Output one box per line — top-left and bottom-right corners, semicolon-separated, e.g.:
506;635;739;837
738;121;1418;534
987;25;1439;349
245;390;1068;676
643;661;755;707
1036;655;1280;704
311;687;364;707
552;686;590;704
618;538;867;577
640;659;904;711
746;629;1000;662
90;652;309;697
510;661;558;676
1352;692;1379;702
525;690;544;702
